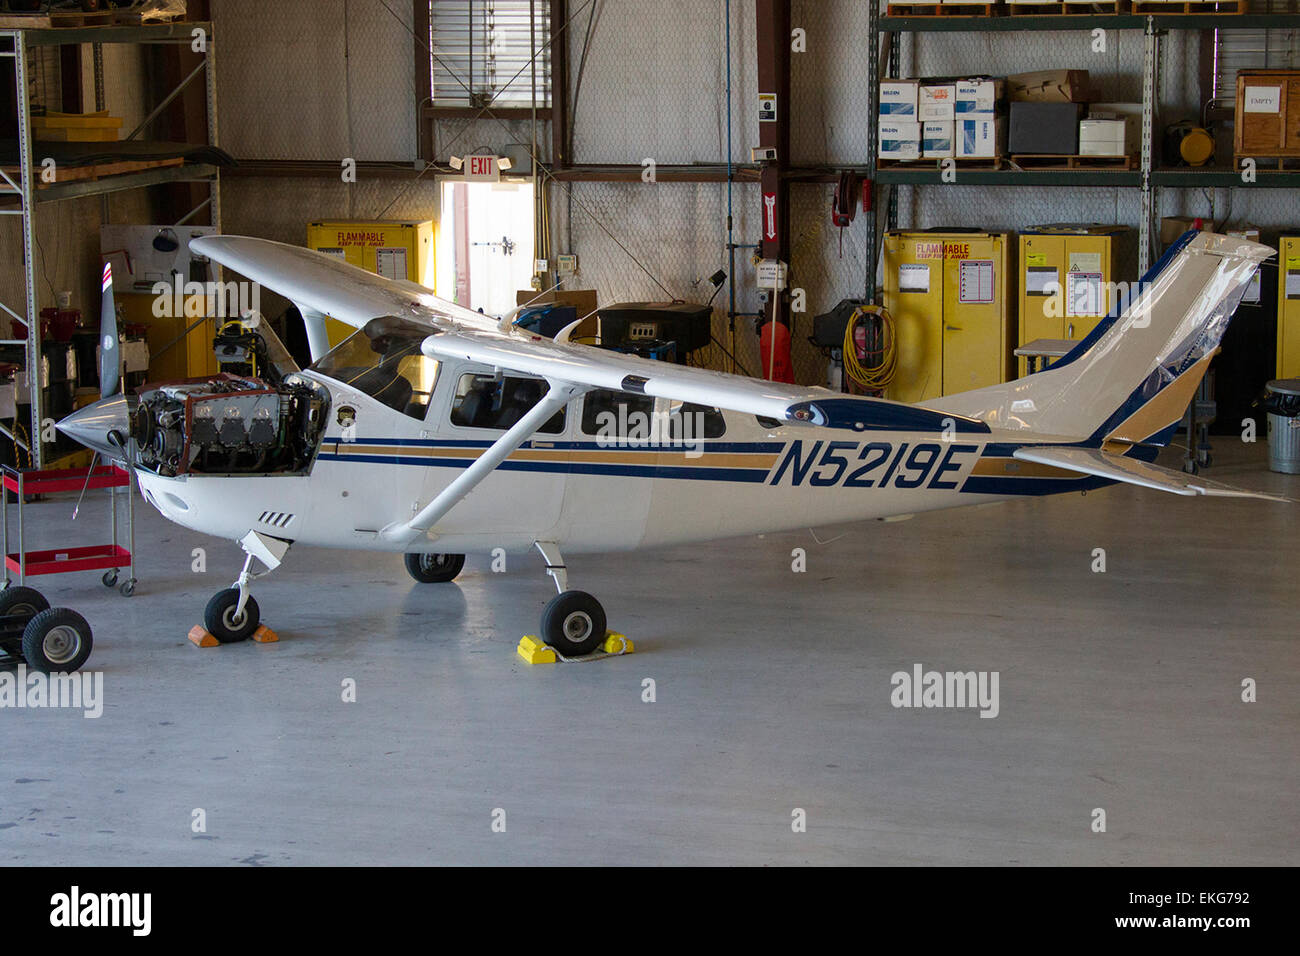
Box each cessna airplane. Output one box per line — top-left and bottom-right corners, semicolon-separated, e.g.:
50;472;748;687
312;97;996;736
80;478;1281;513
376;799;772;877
55;230;1285;655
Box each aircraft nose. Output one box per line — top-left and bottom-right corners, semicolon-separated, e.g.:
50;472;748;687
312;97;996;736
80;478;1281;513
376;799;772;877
55;394;130;460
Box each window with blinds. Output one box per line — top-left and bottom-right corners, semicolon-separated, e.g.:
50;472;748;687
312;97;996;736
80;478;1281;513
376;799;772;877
430;1;552;109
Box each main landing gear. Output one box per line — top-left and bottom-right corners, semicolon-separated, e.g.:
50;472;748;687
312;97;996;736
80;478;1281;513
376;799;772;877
403;552;466;583
203;531;289;643
534;542;606;657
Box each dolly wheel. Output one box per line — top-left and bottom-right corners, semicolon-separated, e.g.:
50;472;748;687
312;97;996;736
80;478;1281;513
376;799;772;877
540;590;606;657
404;552;466;583
204;588;260;644
22;608;93;674
119;580;136;598
102;569;118;588
0;585;49;621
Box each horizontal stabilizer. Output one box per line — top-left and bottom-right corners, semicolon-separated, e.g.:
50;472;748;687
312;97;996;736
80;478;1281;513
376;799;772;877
1013;446;1291;502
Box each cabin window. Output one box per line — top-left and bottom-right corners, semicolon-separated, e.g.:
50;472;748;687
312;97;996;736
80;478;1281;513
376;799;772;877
449;373;566;433
668;402;727;440
309;318;441;420
580;390;656;437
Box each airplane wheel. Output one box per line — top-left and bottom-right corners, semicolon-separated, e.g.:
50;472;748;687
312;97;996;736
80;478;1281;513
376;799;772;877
404;552;465;583
22;608;93;674
204;588;260;644
540;590;606;657
0;585;49;621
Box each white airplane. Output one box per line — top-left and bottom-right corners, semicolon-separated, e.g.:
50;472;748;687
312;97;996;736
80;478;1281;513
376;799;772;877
55;231;1284;655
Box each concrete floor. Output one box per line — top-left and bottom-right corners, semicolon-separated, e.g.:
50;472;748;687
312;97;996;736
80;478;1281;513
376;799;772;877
2;441;1297;866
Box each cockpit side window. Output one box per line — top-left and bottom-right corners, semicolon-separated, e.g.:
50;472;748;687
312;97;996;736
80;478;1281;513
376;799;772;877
449;373;566;434
308;318;440;420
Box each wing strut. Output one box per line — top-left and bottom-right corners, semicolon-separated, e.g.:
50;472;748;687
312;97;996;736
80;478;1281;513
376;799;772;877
383;380;589;546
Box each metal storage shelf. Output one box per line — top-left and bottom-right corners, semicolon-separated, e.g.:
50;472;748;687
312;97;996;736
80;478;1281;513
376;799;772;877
879;13;1300;32
32;161;219;203
877;167;1143;186
15;22;204;46
0;20;219;468
866;8;1300;297
1151;167;1299;187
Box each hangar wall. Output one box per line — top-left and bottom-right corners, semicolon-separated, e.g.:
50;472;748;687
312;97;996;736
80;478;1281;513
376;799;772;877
200;3;1300;384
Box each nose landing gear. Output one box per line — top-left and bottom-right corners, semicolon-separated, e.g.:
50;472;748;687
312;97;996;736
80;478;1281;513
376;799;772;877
202;530;288;644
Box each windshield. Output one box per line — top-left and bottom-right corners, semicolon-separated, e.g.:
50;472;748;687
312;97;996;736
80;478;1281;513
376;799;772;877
308;316;440;420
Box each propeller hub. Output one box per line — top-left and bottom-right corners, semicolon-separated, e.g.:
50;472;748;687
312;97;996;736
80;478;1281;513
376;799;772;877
55;395;131;462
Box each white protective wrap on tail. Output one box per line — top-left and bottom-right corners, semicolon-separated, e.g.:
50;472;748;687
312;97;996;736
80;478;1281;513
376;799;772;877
919;232;1274;442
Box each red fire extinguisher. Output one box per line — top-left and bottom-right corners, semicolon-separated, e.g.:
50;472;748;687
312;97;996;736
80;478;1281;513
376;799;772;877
759;318;795;384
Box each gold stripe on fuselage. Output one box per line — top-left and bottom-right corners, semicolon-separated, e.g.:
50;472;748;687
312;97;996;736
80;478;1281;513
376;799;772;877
325;442;781;470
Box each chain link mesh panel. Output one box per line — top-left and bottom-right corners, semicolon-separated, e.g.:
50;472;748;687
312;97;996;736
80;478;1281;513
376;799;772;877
568;0;755;165
789;0;871;166
214;0;416;161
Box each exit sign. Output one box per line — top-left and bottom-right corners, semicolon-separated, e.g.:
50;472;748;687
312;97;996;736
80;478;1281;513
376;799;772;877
465;155;499;181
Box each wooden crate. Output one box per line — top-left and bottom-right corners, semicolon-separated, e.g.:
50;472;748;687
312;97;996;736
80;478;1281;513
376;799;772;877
1235;70;1300;160
885;2;1001;14
1008;1;1126;13
1131;0;1246;12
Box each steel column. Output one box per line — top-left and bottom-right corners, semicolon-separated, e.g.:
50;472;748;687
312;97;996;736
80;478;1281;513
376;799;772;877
756;0;791;331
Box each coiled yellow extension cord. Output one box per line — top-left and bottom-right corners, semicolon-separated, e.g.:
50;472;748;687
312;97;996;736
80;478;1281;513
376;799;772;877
842;304;897;391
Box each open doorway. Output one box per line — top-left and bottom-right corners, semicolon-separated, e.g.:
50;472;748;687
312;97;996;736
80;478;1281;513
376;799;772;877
436;180;535;318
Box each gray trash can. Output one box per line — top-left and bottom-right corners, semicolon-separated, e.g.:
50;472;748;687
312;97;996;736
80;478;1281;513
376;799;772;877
1264;379;1300;474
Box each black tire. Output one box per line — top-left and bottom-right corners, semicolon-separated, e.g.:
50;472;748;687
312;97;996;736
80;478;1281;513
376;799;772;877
203;588;260;644
0;585;49;621
404;552;466;584
119;580;135;597
540;590;606;656
102;569;118;587
21;607;93;673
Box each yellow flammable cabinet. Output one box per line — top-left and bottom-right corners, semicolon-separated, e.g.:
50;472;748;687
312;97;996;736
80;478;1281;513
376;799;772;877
1280;236;1300;377
881;231;1015;403
306;220;435;346
1018;224;1134;375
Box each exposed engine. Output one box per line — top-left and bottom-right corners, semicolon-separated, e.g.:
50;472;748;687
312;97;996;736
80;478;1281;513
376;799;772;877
131;374;329;477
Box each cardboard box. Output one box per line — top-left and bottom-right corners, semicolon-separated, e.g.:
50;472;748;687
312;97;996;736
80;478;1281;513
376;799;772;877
919;84;956;122
879;120;922;160
1008;69;1090;103
955;78;1003;116
880;80;919;117
1079;117;1137;156
1008;101;1083;154
1160;216;1214;247
923;121;954;158
956;117;1003;159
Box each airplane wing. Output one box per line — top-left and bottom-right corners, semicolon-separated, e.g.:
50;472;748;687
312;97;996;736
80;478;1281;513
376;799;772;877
193;234;992;432
1013;445;1291;501
421;328;992;433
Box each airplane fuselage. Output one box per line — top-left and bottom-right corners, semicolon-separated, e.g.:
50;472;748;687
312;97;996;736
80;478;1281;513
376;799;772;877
132;366;1111;556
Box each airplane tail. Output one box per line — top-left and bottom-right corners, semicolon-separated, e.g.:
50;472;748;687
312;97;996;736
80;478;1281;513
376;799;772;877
922;230;1274;448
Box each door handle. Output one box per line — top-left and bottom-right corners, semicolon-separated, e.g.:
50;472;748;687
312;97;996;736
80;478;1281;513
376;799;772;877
1067;322;1075;338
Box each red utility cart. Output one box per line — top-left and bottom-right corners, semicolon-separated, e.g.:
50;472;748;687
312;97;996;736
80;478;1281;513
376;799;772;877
2;464;136;596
